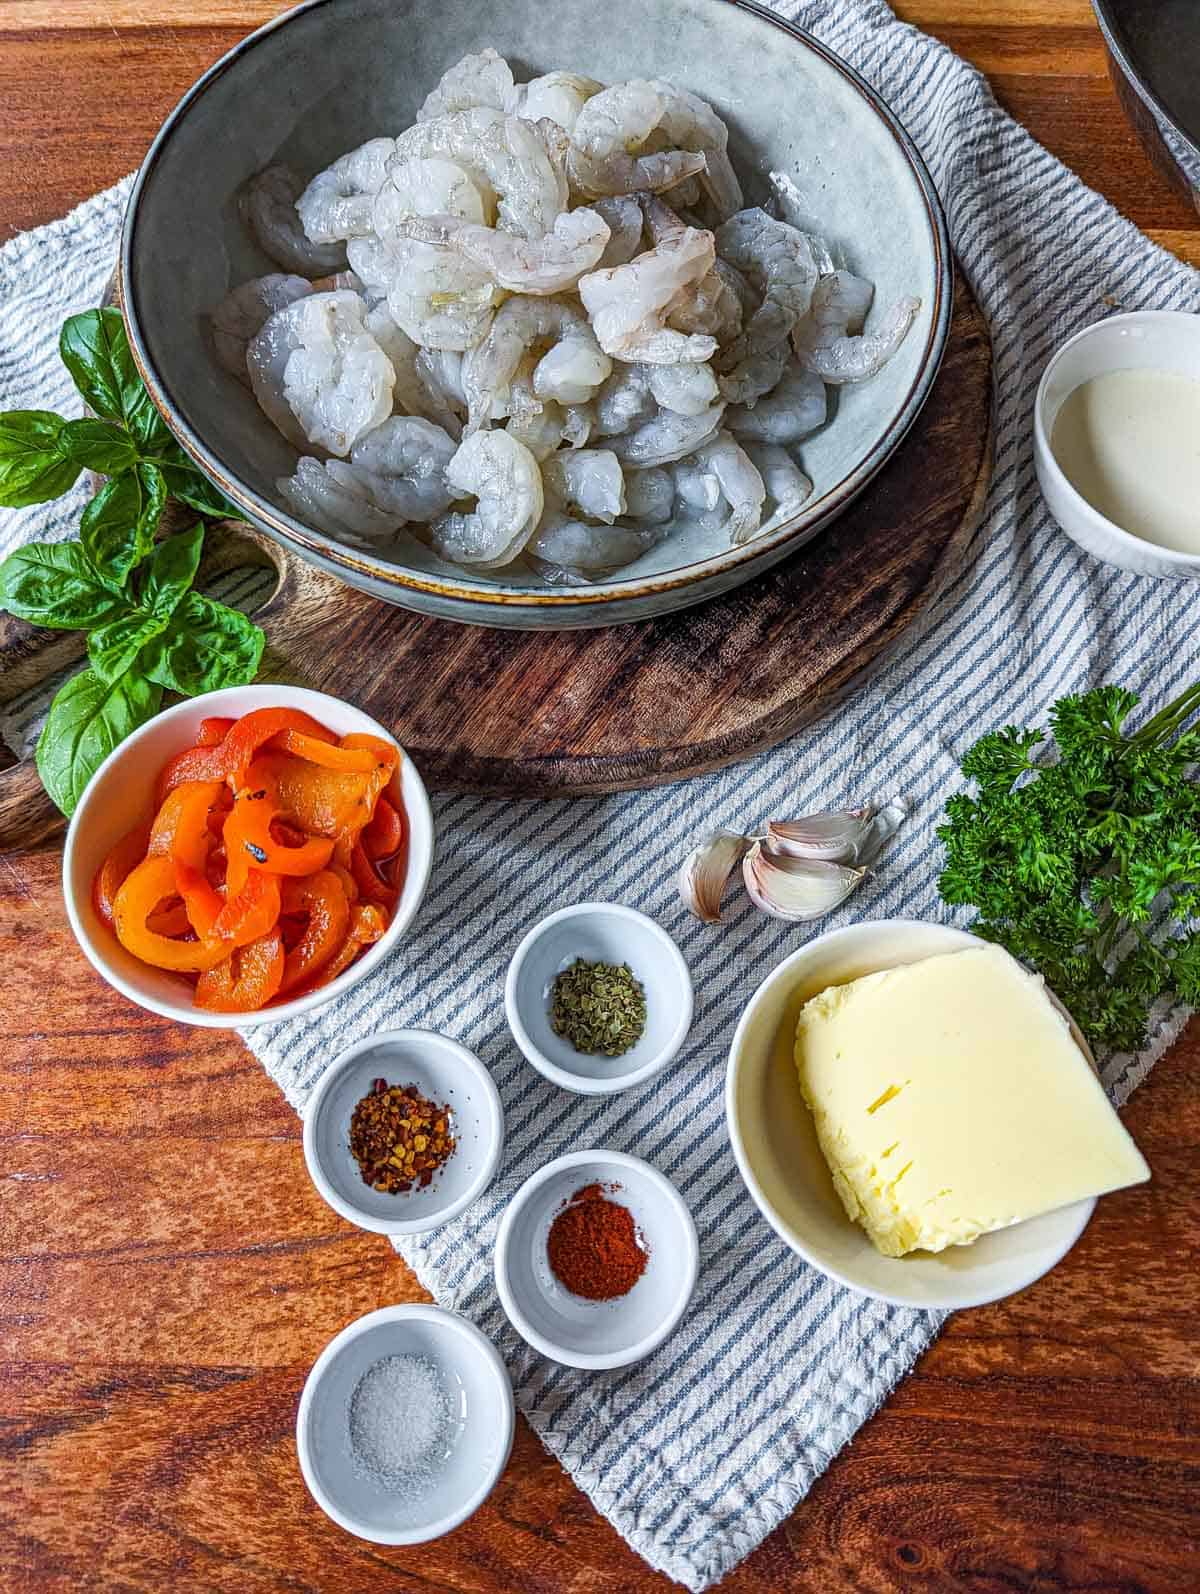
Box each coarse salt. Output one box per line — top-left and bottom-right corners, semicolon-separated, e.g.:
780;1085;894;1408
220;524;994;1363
347;1352;451;1495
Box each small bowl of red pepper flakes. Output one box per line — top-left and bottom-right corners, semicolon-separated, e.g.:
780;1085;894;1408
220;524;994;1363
494;1149;699;1369
62;684;434;1027
304;1028;504;1236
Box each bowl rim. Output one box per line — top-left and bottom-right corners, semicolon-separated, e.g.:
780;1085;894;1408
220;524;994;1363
725;918;1098;1309
302;1026;505;1234
503;902;694;1095
119;0;953;615
61;682;435;1029
1033;308;1200;573
295;1302;515;1544
493;1147;699;1368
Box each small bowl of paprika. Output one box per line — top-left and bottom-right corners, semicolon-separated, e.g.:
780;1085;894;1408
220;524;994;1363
494;1149;699;1369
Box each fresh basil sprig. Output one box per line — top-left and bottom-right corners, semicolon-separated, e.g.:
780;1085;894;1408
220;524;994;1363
0;308;264;817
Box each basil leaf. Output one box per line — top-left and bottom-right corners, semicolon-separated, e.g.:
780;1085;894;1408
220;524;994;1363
0;410;82;507
142;591;265;695
36;665;162;817
58;417;139;475
159;450;246;521
87;606;172;684
140;522;204;619
59;308;169;450
0;542;124;629
79;464;167;587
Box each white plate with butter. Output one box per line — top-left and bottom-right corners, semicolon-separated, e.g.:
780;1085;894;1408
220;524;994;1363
726;921;1149;1308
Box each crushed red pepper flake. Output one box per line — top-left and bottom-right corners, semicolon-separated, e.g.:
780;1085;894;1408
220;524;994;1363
349;1077;455;1194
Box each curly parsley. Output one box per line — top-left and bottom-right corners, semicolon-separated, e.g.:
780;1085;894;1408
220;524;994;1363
938;683;1200;1054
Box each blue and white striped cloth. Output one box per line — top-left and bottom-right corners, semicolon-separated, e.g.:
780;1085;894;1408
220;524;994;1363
2;2;1196;1585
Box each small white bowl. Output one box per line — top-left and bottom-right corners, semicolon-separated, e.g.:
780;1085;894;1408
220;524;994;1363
304;1029;504;1236
494;1149;698;1369
61;683;434;1028
296;1303;514;1544
726;921;1097;1310
504;904;693;1095
1034;309;1200;580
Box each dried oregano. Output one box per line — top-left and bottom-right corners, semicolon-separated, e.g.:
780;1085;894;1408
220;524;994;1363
550;958;647;1057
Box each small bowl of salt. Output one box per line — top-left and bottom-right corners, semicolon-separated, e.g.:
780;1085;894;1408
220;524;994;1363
296;1304;514;1544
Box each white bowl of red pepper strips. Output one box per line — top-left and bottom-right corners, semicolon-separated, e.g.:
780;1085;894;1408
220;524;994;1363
505;903;694;1095
494;1149;699;1369
303;1028;504;1235
62;683;434;1027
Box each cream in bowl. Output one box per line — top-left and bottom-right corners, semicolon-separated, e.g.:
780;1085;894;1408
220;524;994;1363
1034;309;1200;578
727;921;1149;1309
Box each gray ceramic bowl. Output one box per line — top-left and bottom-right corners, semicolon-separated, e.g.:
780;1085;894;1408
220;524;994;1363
122;0;952;629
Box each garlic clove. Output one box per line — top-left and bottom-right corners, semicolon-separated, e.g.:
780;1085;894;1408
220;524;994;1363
742;841;864;921
767;799;906;866
678;829;752;922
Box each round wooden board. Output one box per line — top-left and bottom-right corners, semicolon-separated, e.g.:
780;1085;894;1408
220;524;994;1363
0;264;989;847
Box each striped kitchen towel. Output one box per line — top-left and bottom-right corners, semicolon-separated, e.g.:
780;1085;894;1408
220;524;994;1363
1;1;1196;1585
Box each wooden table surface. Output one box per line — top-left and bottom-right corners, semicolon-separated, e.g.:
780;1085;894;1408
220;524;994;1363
2;3;1199;1590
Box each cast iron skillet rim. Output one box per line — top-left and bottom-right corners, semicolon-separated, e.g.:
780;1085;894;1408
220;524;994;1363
1091;0;1200;163
120;0;953;611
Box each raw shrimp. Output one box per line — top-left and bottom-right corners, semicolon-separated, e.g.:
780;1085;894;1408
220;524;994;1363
528;512;658;574
355;235;499;352
507;402;568;460
509;71;602;132
543;449;625;522
364;303;462;435
793;274;920;383
464;296;611;431
247;290;395;455
561;402;595;449
672;455;721;514
396;208;609;294
622;466;674;524
591;196;645;268
391;108;566;240
211;274;313;383
240;165;348;275
639;193;741;340
416;348;468;413
374;158;493;237
593;364;655;437
645;361;720;415
693;430;764;544
717;341;788;407
743;441;813;517
418;48;515;122
279;456;401;539
578;228;719;364
607;402;725;467
726;361;826;444
296;139;397;244
715;208;818;400
430;429;544;566
568;82;707;198
348;416;458;520
645;78;743;220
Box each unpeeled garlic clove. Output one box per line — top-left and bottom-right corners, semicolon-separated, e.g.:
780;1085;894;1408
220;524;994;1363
767;800;906;866
742;841;864;921
678;830;752;922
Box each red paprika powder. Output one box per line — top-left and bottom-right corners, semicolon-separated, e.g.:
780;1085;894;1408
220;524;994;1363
546;1182;649;1300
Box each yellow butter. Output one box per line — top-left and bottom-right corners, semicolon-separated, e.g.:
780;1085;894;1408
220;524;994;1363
793;945;1150;1258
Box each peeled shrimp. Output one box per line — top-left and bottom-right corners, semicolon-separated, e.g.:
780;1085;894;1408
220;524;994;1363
247;291;394;455
351;234;499;352
743;442;813;517
363;304;462;436
528;511;658;574
374;158;493;237
590;196;645;268
543;448;626;522
464;296;611;431
693;430;764;544
430;429;543;566
396;208;609;295
645;361;720;415
418;48;515;122
593;364;655;438
607;402;725;467
715;208;818;401
279;456;401;539
211;274;313;384
622;466;674;524
506;402;567;460
638;194;741;341
793;274;920;383
568;82;707;198
578;228;719;365
240;165;348;275
346;416;458;520
645;79;743;220
561;402;595;449
391;108;566;240
296;139;397;245
509;71;602;132
672;455;721;514
726;361;826;445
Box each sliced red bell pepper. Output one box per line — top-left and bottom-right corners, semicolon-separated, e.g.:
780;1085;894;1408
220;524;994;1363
277;870;349;993
252;752;375;841
156;708;339;805
92;822;151;929
288;903;387;996
113;857;228;973
196;928;285;1012
268;729;377;772
213;868;282;947
146;779;225;936
362;796;404;862
223;769;334;895
197;716;236;748
349;840;398;909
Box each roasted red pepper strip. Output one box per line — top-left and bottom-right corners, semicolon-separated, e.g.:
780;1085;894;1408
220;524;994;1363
156;709;339;805
113;857;228;973
197;716;236;748
224;768;334;895
92;822;151;929
213;868;282;948
349;840;398;909
252;752;374;841
196;928;285;1012
146;779;225;936
268;730;377;772
277;870;350;993
362;796;404;862
289;903;387;997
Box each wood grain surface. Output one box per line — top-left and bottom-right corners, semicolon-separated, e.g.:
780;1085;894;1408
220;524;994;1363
2;4;1200;1592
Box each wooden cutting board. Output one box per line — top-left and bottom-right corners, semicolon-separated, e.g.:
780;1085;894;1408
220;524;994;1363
0;264;989;850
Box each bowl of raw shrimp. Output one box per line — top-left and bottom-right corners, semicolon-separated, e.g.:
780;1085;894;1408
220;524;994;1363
121;0;952;629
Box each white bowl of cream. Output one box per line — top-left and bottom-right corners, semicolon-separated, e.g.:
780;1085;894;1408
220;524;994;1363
1034;310;1200;579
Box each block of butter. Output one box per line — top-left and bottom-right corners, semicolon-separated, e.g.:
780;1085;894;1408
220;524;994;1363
794;944;1150;1258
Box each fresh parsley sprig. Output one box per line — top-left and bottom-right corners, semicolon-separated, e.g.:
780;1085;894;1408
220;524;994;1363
938;683;1200;1054
0;308;264;816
